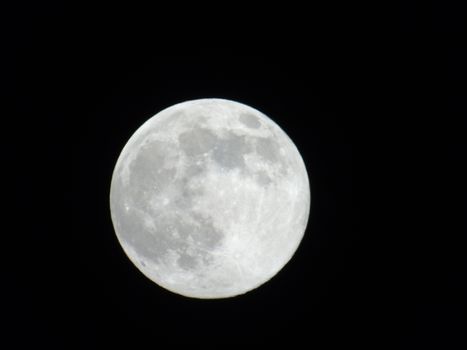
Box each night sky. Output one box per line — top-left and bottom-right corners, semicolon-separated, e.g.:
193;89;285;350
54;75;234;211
5;3;466;348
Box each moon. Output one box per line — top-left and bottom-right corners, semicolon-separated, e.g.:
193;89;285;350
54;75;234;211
110;98;310;299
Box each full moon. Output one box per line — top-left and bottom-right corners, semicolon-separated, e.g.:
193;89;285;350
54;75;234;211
110;98;310;299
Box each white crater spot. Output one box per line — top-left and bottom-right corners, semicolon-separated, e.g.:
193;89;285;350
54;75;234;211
110;98;310;299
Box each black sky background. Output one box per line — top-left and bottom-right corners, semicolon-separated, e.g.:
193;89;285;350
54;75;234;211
4;2;467;348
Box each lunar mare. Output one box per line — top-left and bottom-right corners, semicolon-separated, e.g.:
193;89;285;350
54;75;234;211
110;98;310;298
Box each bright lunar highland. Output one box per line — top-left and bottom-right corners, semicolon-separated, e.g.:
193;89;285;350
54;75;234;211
110;98;310;298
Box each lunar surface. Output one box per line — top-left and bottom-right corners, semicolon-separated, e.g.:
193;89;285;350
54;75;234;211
110;98;310;298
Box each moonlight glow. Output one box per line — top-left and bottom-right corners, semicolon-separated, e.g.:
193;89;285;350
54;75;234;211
110;98;310;299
